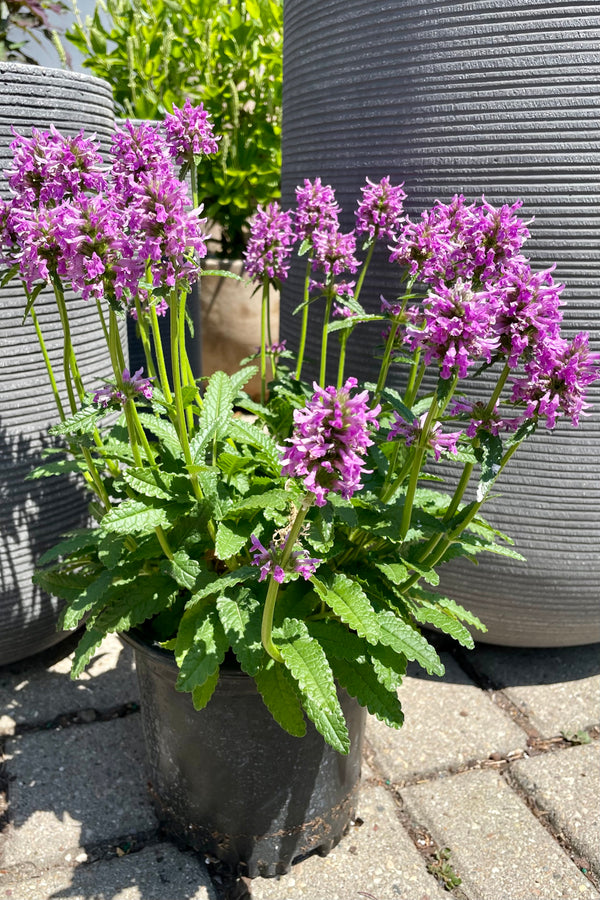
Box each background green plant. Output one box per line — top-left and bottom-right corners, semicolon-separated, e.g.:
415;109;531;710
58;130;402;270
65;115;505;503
67;0;282;259
1;0;69;66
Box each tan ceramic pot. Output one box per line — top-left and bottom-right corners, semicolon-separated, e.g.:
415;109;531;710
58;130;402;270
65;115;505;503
199;259;280;400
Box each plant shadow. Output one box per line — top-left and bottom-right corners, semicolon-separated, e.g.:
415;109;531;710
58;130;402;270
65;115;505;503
0;417;89;665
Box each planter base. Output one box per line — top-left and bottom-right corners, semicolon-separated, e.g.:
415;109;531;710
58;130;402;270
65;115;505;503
123;630;365;878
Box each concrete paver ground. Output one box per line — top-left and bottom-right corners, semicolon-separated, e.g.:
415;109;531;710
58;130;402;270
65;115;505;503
1;634;599;900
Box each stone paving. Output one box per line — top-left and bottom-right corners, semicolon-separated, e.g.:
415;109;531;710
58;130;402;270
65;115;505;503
0;633;598;900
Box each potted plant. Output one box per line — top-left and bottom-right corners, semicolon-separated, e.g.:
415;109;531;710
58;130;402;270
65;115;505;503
1;104;597;877
66;0;283;392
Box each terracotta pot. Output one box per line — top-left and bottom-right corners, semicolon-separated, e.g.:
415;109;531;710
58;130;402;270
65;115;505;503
199;259;280;400
122;628;366;878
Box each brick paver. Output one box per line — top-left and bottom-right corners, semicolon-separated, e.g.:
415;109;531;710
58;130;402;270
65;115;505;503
366;652;527;781
1;638;599;900
0;635;139;736
1;715;155;869
401;768;600;900
252;766;449;900
0;843;215;899
511;742;600;874
466;643;600;736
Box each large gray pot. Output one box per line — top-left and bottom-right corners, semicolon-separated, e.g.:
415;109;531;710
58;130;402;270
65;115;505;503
0;63;118;665
281;1;600;647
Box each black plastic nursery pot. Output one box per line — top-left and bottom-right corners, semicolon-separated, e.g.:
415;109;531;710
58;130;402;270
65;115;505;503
122;629;366;878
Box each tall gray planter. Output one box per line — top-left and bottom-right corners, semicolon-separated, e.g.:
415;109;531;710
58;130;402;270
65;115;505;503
281;2;600;647
0;63;118;665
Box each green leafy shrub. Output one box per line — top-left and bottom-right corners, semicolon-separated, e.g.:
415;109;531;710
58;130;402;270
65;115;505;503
1;0;69;66
67;0;282;258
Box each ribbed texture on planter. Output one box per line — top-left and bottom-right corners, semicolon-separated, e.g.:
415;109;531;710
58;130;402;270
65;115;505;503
0;63;118;664
281;2;600;647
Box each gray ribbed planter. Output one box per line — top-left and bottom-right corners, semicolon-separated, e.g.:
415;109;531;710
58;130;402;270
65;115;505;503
281;2;600;647
0;63;118;665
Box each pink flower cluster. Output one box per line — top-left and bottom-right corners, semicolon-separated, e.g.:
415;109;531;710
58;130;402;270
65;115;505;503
0;102;216;308
249;534;321;583
281;378;380;506
388;412;462;461
93;367;153;408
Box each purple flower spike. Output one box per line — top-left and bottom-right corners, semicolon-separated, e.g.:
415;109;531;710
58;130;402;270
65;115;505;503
405;280;501;379
510;333;600;428
111;121;173;197
310;227;359;278
388;411;463;461
244;202;297;282
281;378;380;506
8;125;106;207
355;176;406;242
163;99;220;165
294;178;341;243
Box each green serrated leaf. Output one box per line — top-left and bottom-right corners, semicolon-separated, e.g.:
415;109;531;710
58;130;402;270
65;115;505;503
33;568;96;603
192;370;235;457
175;597;229;693
37;530;99;566
137;412;182;457
102;499;170;535
228;417;282;471
255;659;307;738
475;431;504;502
187;567;257;606
48;404;103;436
27;458;86;480
412;606;474;649
375;609;444;676
410;588;487;632
311;572;382;644
60;568;116;631
374;561;410;586
402;558;440;586
215;519;252;560
278;618;350;754
71;627;105;679
192;667;220;710
307;619;372;662
217;589;266;676
97;531;126;570
329;656;404;728
92;575;177;633
161;549;202;590
224;488;289;518
122;467;173;500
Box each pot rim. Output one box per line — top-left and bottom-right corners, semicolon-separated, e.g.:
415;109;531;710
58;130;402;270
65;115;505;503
119;627;248;677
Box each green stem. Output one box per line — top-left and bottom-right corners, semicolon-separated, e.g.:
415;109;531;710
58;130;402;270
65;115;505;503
404;355;424;409
260;279;269;404
178;288;194;432
319;287;334;388
295;259;312;380
149;305;173;404
133;297;157;381
337;329;349;389
30;307;65;421
399;396;439;540
51;278;77;414
354;240;375;302
485;361;511;416
261;496;313;662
